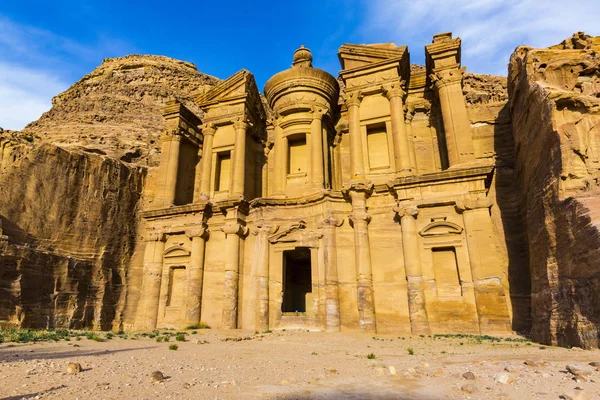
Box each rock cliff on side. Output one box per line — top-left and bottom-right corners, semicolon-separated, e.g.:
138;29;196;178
0;55;220;329
509;32;600;348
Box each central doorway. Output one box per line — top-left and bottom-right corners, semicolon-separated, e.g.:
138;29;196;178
282;247;312;314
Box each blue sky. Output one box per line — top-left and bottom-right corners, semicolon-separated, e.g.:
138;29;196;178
1;0;599;130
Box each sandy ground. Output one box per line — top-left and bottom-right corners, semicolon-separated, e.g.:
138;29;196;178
1;330;600;400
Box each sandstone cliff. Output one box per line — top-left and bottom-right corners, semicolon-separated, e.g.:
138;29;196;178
21;55;220;166
509;32;600;348
0;55;221;329
0;144;146;329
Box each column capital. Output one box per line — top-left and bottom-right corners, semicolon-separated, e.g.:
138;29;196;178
348;211;371;226
311;107;327;120
161;129;184;142
186;224;209;240
145;231;166;242
251;223;279;236
393;204;419;219
233;119;250;131
201;123;216;136
430;66;466;89
455;195;492;212
318;215;344;229
344;91;363;108
221;221;249;237
382;81;406;100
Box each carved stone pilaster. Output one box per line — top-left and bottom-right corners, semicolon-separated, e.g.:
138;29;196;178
221;217;248;329
393;202;430;335
251;223;278;331
318;214;343;332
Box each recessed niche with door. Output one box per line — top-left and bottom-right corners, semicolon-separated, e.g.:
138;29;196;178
281;247;313;316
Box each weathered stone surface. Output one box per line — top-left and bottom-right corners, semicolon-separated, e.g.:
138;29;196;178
3;31;600;349
67;363;82;373
509;31;600;348
0;144;145;329
21;55;220;166
566;364;595;377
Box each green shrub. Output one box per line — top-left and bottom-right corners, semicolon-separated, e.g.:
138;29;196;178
175;334;186;342
367;353;376;359
169;344;178;350
91;334;103;342
407;347;414;355
198;322;211;329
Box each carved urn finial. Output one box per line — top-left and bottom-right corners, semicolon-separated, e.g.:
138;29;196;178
293;45;313;68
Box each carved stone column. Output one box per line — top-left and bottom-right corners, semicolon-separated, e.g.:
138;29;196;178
251;223;278;331
319;215;343;332
384;84;412;174
184;225;209;327
155;133;182;207
311;109;325;189
221;214;249;329
457;196;511;332
349;190;376;332
198;124;215;198
431;69;474;167
394;205;430;335
345;93;365;180
273;118;287;195
134;232;166;330
231;120;248;197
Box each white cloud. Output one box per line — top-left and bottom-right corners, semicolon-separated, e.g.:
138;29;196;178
360;0;600;75
0;16;134;130
0;62;69;131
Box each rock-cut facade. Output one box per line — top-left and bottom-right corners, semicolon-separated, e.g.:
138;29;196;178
133;33;515;334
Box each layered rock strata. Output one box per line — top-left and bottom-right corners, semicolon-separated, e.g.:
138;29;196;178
509;32;600;348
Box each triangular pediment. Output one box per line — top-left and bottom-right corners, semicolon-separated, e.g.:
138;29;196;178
338;43;407;71
195;69;255;105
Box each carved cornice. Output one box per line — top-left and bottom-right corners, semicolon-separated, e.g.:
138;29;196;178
161;100;203;146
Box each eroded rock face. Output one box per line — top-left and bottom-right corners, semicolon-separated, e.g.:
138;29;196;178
0;144;146;329
509;32;600;348
21;55;220;166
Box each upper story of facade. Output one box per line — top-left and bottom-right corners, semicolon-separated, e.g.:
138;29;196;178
146;32;499;213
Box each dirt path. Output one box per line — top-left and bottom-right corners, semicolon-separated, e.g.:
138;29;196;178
1;330;599;399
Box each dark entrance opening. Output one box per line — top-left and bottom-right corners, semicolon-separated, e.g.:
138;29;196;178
282;247;312;313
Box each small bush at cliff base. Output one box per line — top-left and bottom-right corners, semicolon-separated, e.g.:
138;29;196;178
169;344;178;350
407;347;414;355
175;334;186;342
367;353;376;359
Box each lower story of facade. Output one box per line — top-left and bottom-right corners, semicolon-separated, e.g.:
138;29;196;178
131;165;512;334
